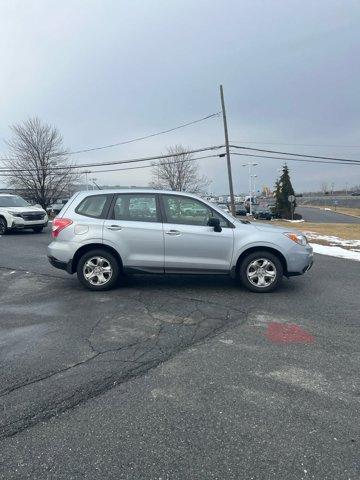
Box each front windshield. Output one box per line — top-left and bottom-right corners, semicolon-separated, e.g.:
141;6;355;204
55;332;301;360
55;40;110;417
0;195;30;207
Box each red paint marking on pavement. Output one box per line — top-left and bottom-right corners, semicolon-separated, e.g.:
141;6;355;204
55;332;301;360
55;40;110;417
266;322;315;344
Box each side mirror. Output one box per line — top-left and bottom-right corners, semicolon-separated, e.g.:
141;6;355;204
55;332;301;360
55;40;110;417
208;217;222;232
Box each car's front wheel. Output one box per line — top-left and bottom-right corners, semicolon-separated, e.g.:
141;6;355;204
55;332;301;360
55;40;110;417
239;250;283;293
77;249;120;291
0;218;7;235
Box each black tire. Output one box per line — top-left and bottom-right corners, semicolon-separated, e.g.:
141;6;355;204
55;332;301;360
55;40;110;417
77;249;120;291
239;250;283;293
32;227;44;233
0;218;7;235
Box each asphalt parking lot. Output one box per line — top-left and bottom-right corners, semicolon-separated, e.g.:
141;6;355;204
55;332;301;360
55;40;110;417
0;227;359;479
297;206;360;224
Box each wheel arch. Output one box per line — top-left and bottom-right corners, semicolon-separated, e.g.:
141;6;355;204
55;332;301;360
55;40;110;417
0;215;8;230
70;243;123;274
234;246;288;277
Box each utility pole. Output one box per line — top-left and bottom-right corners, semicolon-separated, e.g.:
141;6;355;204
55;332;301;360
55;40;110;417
219;85;236;216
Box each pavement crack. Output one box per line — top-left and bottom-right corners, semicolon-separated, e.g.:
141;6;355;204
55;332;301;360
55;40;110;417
0;295;249;440
0;353;100;398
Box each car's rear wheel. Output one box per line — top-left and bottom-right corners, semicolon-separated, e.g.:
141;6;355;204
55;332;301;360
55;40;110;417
239;250;283;293
32;226;44;233
77;249;120;291
0;218;7;235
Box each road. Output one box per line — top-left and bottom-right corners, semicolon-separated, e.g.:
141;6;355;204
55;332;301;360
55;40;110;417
0;228;359;479
296;206;360;224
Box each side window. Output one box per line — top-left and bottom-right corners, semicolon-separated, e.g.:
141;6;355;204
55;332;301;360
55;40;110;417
76;195;109;218
163;195;229;227
113;194;158;222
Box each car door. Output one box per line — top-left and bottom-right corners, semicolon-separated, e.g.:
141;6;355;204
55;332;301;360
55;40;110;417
161;194;234;273
103;193;164;273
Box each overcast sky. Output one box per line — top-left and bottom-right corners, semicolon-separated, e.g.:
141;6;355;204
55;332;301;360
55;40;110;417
1;0;359;194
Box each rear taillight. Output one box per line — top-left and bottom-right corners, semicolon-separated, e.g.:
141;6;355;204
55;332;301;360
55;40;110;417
52;218;73;238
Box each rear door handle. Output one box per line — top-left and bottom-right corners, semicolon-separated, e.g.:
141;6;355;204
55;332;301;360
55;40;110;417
106;225;122;231
165;230;181;236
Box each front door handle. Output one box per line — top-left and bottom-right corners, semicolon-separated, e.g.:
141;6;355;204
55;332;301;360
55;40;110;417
106;225;122;231
165;230;181;236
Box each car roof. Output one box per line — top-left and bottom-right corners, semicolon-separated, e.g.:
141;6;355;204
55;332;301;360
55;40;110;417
74;189;206;199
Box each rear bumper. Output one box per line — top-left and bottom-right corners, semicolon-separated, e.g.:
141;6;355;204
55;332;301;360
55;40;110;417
48;256;73;274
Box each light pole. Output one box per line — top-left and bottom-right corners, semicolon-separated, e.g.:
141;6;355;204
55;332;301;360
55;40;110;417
83;170;91;191
251;174;258;202
242;163;258;216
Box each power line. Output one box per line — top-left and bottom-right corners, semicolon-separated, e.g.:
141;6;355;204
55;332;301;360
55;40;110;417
80;153;222;174
0;145;225;173
54;112;222;156
230;144;360;164
230;140;360;148
0;112;221;161
231;152;360;166
0;154;223;178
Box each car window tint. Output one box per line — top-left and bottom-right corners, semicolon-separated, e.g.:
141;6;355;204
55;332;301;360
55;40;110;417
163;195;228;227
113;195;157;222
76;195;108;218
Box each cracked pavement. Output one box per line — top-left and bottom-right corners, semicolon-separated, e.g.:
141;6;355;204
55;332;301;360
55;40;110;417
0;228;359;479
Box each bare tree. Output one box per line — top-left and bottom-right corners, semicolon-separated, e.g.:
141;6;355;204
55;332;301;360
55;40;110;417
150;145;210;193
4;117;79;209
321;182;329;194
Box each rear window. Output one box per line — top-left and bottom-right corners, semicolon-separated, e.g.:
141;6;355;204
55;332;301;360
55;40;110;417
75;195;110;219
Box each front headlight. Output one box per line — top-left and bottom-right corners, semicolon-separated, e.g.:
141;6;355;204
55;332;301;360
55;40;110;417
284;232;308;246
6;211;22;217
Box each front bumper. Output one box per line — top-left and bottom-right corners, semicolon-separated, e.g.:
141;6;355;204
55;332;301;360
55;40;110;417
10;217;48;229
287;244;314;277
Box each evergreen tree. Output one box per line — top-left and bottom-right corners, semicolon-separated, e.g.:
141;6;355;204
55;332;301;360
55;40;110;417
273;179;281;218
274;164;296;219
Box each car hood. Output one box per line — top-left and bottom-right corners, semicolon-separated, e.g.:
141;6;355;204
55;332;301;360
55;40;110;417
253;222;300;234
1;206;46;214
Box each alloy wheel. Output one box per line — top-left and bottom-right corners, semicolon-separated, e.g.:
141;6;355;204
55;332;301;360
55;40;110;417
246;258;277;288
83;256;113;286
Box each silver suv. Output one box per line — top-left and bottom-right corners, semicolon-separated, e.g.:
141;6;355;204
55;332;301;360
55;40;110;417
47;190;313;293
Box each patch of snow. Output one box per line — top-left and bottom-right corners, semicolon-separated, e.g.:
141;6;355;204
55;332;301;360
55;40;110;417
310;243;360;262
283;219;305;223
305;232;360;248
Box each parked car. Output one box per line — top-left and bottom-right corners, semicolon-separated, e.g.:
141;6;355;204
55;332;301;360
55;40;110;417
48;190;313;293
48;198;69;216
0;194;48;234
235;204;247;216
253;206;273;221
217;203;230;212
268;205;281;218
350;192;360;196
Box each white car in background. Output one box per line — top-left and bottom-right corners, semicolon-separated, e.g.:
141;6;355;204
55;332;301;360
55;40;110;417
217;203;230;213
0;194;48;234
